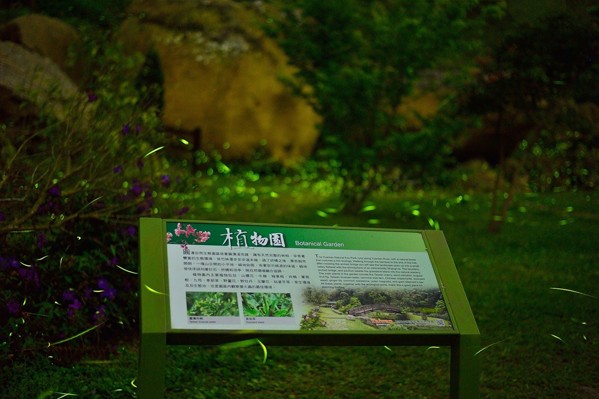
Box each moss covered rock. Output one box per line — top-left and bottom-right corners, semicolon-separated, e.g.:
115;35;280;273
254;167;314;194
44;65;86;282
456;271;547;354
117;0;319;165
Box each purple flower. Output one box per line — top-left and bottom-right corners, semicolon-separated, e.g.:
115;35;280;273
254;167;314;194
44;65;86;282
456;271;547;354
38;200;60;215
177;206;190;216
131;181;143;196
108;257;118;266
62;290;76;302
98;278;117;300
122;225;137;237
68;299;82;317
98;278;110;290
87;91;98;102
113;165;123;174
122;123;131;135
48;185;61;197
0;211;6;222
37;233;47;250
6;299;20;316
18;267;40;288
161;175;171;187
104;287;117;300
70;299;82;310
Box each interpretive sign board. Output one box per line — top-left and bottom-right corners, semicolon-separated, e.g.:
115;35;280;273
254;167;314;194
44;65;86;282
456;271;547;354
138;218;480;398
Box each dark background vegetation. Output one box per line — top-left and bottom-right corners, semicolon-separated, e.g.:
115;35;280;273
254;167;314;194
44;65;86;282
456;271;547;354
1;1;598;398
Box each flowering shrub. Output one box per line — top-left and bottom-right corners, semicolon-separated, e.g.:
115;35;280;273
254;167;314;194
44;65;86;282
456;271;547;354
300;308;326;330
0;39;181;360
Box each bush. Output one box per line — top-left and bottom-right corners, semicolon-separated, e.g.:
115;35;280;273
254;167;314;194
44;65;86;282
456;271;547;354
37;0;131;28
300;308;326;330
525;120;599;192
0;39;180;361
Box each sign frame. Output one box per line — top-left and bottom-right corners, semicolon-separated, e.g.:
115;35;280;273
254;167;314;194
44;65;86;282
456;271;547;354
138;217;480;398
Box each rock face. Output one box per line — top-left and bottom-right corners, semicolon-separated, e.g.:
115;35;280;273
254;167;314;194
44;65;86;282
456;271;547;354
0;14;85;123
117;0;320;164
0;14;84;86
0;40;81;122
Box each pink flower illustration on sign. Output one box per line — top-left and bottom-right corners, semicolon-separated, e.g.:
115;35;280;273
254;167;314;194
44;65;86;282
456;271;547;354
194;231;211;243
185;224;196;237
168;223;211;245
174;223;189;237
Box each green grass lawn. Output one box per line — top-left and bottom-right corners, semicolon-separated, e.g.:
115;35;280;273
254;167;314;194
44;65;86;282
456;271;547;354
317;307;377;331
2;177;598;399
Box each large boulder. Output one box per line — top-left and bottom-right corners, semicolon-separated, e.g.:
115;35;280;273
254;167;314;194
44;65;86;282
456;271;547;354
117;0;319;164
0;14;85;86
0;40;81;122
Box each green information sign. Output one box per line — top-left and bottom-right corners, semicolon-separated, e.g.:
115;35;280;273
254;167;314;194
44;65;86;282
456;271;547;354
138;218;480;398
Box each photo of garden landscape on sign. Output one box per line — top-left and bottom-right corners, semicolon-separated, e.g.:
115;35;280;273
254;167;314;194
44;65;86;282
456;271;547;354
300;287;452;331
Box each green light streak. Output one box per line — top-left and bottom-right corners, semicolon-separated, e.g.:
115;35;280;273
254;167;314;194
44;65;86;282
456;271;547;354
143;146;165;158
550;334;565;344
80;196;103;211
144;284;168;296
56;392;78;399
48;323;104;347
474;339;508;357
219;338;268;363
257;339;268;363
116;264;139;275
550;287;597;299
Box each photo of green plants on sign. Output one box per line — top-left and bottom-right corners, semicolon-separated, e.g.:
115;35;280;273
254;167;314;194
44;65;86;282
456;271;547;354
300;287;452;331
186;292;239;317
241;292;294;317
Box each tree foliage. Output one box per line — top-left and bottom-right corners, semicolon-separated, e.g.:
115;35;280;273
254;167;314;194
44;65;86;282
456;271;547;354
266;0;500;211
459;5;599;231
303;287;443;311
